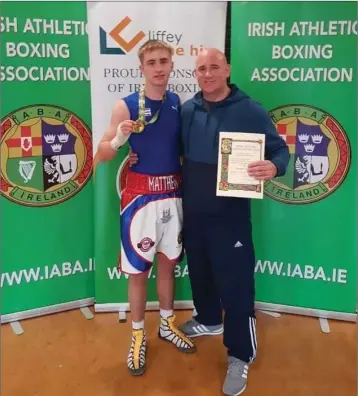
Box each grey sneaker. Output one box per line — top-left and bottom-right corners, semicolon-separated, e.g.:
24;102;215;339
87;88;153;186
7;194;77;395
178;318;223;338
222;357;248;396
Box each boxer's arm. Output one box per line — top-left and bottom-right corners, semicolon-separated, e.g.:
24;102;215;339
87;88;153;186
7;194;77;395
97;100;131;162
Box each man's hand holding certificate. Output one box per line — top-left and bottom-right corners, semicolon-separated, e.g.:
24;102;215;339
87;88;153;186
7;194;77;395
247;160;278;180
216;132;277;199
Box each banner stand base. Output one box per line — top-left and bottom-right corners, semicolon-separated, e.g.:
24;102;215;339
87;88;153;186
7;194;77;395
255;302;357;323
258;310;281;318
95;301;357;323
10;321;24;335
319;318;331;333
95;300;194;313
80;306;95;320
1;298;94;324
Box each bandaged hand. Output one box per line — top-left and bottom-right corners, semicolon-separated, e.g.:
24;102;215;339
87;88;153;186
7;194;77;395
110;120;135;150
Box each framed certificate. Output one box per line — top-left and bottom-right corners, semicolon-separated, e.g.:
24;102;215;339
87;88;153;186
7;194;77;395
216;132;265;199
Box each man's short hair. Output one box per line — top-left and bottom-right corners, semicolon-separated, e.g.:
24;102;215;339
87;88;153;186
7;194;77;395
138;39;174;62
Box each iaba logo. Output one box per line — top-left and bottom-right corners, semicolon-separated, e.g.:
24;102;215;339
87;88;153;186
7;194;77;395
0;105;92;207
100;17;145;55
265;104;351;204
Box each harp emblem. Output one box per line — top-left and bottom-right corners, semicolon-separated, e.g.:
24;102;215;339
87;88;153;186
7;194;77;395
19;160;36;183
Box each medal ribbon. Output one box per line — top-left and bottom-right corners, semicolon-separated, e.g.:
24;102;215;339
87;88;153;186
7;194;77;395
137;84;166;126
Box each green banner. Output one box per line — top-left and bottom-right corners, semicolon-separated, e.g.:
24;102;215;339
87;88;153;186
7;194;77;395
94;152;192;308
230;1;357;315
0;2;94;317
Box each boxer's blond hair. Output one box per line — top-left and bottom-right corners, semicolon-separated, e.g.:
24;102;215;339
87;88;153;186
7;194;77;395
138;39;174;62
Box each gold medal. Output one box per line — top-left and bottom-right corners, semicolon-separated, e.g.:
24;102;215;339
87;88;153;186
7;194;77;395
132;121;145;133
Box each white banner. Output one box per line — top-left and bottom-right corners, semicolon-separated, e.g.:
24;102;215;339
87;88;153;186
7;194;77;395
87;1;227;154
87;1;227;311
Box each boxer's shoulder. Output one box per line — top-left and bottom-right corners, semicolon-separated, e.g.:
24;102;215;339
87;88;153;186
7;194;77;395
122;91;139;107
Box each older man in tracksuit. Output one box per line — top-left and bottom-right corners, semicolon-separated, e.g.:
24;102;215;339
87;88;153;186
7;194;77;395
178;49;290;396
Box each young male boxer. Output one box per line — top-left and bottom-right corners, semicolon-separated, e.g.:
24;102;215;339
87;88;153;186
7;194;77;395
97;39;196;376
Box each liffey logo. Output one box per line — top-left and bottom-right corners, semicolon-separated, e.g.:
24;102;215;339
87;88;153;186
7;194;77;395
99;17;197;58
0;105;92;207
100;17;145;55
265;104;351;204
